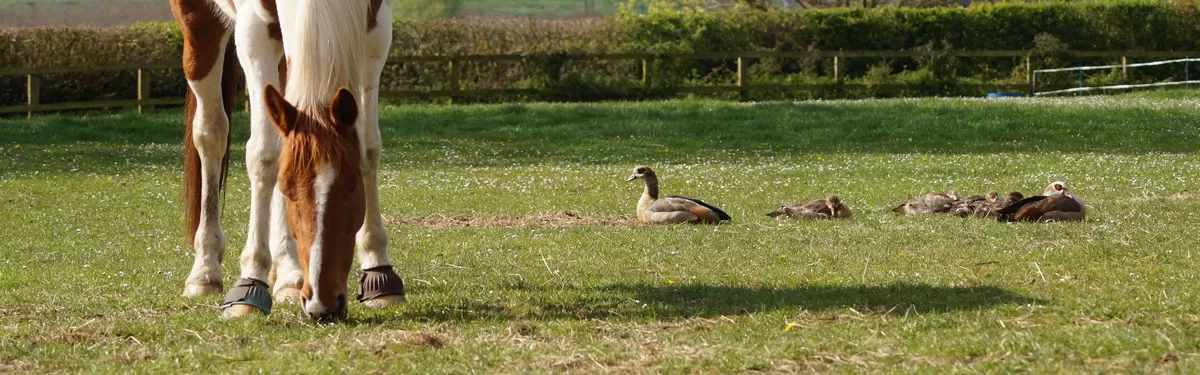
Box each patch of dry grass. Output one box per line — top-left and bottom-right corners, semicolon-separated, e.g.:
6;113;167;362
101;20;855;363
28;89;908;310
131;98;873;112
385;210;636;229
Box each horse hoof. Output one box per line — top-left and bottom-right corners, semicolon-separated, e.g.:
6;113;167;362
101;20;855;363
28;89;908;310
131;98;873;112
182;282;222;297
363;294;407;308
274;285;305;303
220;278;273;317
357;266;407;308
221;304;264;319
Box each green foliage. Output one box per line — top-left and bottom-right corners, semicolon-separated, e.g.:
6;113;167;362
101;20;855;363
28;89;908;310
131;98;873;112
4;0;1200;105
393;0;463;20
616;0;709;15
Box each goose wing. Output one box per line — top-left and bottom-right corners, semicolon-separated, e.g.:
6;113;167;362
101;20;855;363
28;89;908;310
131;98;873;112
895;193;955;215
660;195;732;221
923;193;958;213
1032;195;1086;222
952;195;986;216
1008;195;1085;222
768;199;830;219
793;199;833;219
995;195;1049;222
996;195;1048;215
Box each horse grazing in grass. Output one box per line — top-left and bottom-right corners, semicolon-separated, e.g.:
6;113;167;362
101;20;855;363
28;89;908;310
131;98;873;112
171;0;405;321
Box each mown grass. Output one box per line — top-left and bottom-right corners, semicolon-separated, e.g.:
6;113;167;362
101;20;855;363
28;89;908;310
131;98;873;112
3;94;1200;373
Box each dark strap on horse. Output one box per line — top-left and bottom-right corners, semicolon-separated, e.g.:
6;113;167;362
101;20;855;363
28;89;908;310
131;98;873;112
357;265;406;302
220;278;273;314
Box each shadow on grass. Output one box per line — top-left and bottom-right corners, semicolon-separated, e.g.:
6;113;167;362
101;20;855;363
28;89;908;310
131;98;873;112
350;282;1041;324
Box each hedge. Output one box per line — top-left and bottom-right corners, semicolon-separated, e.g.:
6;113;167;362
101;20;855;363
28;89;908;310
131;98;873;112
3;0;1199;106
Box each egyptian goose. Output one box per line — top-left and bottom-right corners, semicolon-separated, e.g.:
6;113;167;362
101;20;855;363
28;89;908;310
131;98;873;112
996;181;1086;222
993;191;1025;211
892;190;959;215
767;194;852;220
967;191;1026;217
952;191;997;217
626;166;731;224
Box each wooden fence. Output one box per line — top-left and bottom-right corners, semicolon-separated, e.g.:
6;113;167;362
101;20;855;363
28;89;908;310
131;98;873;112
3;49;1198;116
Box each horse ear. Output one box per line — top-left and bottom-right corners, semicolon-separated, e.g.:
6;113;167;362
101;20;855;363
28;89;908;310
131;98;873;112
264;84;297;135
329;88;358;132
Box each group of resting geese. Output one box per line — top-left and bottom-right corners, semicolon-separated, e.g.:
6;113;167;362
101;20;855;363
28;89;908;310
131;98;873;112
626;165;1087;224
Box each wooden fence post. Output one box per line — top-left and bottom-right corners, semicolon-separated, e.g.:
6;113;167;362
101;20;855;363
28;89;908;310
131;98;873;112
137;68;151;114
736;56;748;101
26;74;39;119
833;55;840;83
448;58;460;104
1025;55;1032;84
1026;55;1034;95
1121;56;1128;82
641;59;649;85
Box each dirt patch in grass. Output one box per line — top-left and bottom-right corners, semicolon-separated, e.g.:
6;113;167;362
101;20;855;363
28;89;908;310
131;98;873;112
0;360;35;374
1;306;69;322
1170;191;1200;200
1126;191;1200;202
385;211;636;229
32;330;105;346
375;329;451;350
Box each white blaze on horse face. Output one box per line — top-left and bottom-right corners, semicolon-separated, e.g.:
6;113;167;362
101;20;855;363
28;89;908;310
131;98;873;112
304;162;336;316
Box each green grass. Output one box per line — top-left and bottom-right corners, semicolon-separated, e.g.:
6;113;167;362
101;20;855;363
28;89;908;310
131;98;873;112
3;96;1200;373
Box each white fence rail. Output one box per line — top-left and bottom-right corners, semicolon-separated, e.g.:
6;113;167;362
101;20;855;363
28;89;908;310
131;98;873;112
1033;57;1200;96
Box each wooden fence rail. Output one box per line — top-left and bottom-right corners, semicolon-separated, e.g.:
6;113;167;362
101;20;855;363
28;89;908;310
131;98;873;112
3;49;1198;116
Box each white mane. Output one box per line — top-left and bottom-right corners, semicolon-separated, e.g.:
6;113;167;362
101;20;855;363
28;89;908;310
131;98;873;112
276;0;369;111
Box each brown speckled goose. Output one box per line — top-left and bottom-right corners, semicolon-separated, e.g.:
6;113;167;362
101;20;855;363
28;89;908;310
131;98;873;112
767;194;852;220
990;191;1025;214
892;190;959;215
952;191;997;217
996;181;1086;222
626;166;731;224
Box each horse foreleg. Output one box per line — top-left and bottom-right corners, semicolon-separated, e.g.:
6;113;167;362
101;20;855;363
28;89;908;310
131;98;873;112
355;0;406;307
223;3;301;318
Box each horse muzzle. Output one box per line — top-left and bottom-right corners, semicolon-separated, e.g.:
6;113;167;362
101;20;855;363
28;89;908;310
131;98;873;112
303;294;348;322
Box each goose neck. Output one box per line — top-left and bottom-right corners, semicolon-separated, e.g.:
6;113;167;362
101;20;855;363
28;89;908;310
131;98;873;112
642;175;659;200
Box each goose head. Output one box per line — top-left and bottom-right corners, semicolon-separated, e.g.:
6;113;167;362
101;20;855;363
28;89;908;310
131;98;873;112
825;194;843;216
1001;191;1025;206
1044;181;1068;196
625;165;656;182
985;191;998;202
946;190;960;201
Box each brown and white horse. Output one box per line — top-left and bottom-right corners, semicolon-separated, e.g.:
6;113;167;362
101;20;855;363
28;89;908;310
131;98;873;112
171;0;405;321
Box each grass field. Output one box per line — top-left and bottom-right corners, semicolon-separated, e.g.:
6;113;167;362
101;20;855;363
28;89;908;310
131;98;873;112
3;94;1200;372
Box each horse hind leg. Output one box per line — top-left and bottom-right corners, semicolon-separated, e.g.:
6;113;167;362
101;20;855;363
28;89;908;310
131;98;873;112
355;0;406;308
176;0;233;298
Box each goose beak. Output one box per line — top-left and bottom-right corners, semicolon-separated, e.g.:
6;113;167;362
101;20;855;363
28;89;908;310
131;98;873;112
625;174;639;182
